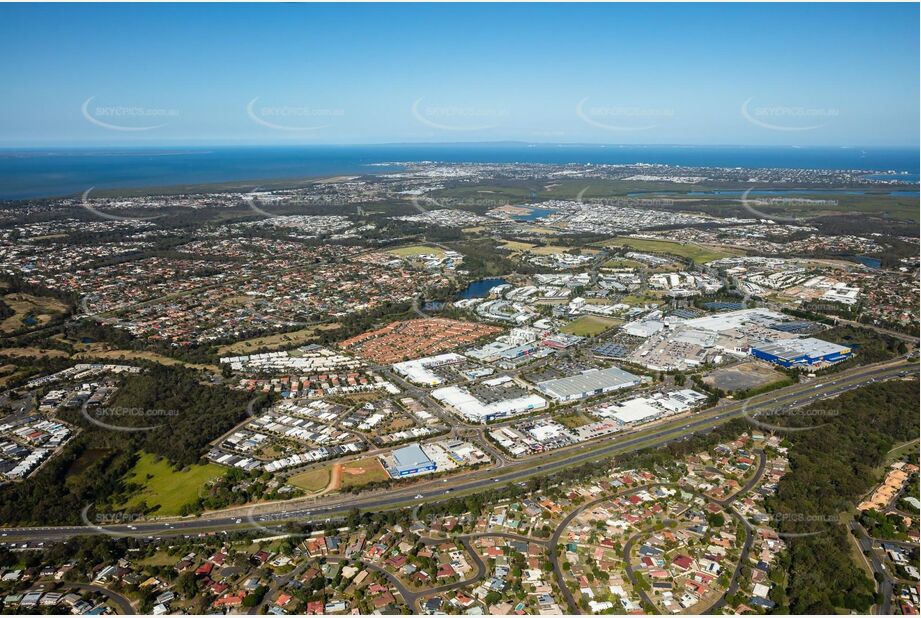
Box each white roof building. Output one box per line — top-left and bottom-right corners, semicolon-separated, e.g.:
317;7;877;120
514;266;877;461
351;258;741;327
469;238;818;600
432;385;547;423
392;353;465;386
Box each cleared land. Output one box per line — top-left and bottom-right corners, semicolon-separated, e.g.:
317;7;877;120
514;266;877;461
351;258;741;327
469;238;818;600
602;258;647;270
528;244;569;255
529;245;601;256
33;337;222;372
885;439;920;465
0;364;22;388
73;347;220;373
519;225;560;235
339;457;390;489
620;293;664;307
118;452;224;516
216;323;340;356
704;362;788;392
499;240;537;253
556;412;594;429
288;467;332;493
599;237;743;264
561;315;622;337
0;347;70;359
386;244;446;258
138;551;182;567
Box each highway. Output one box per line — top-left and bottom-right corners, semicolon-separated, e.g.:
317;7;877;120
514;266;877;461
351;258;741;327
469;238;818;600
0;358;914;544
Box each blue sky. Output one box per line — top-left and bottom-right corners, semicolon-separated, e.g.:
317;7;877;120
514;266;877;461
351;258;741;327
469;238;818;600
0;3;917;147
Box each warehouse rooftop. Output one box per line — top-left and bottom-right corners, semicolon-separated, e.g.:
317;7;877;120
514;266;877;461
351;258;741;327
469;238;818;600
752;337;851;360
536;366;641;401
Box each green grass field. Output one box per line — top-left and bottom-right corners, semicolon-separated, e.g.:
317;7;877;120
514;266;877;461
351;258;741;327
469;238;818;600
216;323;340;356
561;315;622;336
340;457;390;488
118;452;224;516
556;412;594;429
138;551;182;567
886;439;919;463
616;294;666;310
288;467;331;493
599;236;743;264
499;240;537;253
387;244;446;258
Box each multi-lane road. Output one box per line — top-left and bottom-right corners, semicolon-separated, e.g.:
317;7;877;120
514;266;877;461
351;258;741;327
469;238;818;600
1;357;915;545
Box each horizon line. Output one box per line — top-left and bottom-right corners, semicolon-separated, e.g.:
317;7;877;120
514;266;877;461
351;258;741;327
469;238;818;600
0;141;919;151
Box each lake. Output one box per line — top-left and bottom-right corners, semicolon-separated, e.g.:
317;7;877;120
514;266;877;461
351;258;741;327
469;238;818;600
457;278;509;299
513;207;557;221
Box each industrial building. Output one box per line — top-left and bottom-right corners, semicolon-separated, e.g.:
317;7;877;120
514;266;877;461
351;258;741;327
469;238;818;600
536;366;642;402
751;337;852;367
432;382;548;423
381;443;437;478
392;353;465;386
601;397;663;426
592;389;708;426
681;308;789;333
466;327;545;364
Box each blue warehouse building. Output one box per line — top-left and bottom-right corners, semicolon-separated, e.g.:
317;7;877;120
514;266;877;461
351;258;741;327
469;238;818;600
751;337;852;368
384;443;437;478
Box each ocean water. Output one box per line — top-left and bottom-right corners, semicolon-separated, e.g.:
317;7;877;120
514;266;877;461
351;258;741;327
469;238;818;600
0;144;918;200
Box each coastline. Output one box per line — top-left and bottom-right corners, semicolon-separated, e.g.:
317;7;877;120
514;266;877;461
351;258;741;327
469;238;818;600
0;143;918;201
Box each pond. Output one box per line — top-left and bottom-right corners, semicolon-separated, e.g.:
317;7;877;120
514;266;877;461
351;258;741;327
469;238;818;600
457;278;509;299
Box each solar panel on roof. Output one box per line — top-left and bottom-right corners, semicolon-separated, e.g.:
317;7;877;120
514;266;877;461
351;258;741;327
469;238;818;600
592;342;629;358
702;301;745;311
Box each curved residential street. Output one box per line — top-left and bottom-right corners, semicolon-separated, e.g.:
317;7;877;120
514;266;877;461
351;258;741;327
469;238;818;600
66;584;136;615
557;450;766;614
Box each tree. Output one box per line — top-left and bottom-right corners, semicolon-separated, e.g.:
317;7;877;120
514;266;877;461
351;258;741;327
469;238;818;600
176;571;198;598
